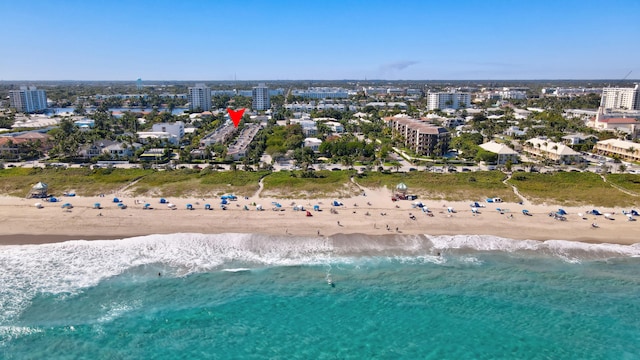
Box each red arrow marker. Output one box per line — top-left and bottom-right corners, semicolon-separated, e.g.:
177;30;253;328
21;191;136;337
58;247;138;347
227;108;245;128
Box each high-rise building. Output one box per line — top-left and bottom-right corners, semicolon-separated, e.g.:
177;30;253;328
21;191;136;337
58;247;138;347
9;86;48;113
252;83;270;111
601;84;640;110
136;78;143;90
188;83;212;111
426;91;471;110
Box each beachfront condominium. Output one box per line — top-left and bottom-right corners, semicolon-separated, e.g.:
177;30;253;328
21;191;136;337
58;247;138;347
384;116;450;156
600;84;640;111
252;83;270;111
188;83;212;112
9;86;47;113
426;91;471;111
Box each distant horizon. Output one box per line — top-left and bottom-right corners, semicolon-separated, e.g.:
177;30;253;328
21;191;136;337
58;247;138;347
1;78;639;83
1;0;638;81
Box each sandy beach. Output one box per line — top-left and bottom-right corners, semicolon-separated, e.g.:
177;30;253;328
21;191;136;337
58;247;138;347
1;184;638;246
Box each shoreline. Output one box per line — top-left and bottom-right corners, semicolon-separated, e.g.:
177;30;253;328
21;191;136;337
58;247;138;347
1;186;638;246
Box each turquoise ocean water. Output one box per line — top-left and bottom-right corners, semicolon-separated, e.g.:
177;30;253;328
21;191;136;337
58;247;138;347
1;233;639;359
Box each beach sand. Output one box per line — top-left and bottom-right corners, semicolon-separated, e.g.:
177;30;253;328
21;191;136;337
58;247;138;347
0;186;637;246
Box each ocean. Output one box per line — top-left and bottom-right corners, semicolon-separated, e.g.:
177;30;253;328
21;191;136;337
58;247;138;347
1;233;639;359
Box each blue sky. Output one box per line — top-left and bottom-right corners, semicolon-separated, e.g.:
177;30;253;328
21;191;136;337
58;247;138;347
1;0;639;80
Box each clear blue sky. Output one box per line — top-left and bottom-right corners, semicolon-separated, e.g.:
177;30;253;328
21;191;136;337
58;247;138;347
1;0;638;80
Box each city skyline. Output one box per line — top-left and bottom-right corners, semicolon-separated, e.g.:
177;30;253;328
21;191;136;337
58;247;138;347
1;0;639;81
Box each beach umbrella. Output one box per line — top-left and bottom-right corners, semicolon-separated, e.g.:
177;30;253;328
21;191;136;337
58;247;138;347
144;203;151;209
34;203;43;209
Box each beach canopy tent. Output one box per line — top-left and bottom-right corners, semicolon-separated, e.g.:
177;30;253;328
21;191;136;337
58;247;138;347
61;203;73;209
272;202;282;208
204;204;211;210
186;204;193;210
632;210;639;217
160;198;168;204
167;203;176;210
93;203;101;209
143;203;152;210
28;182;48;198
113;197;121;203
557;209;567;215
117;203;127;209
221;194;237;201
589;209;602;216
522;209;532;216
48;197;58;203
332;200;343;207
221;199;228;205
313;205;321;211
34;203;43;209
256;204;263;211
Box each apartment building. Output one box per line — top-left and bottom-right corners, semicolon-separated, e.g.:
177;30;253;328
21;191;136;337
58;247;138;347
252;83;270;111
426;91;471;110
385;116;450;156
188;83;212;111
9;86;47;113
600;84;639;111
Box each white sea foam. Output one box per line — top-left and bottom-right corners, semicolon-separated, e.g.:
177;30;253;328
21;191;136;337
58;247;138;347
1;232;638;323
427;234;640;260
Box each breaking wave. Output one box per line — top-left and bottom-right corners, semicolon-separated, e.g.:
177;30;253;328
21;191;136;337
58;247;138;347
1;232;638;323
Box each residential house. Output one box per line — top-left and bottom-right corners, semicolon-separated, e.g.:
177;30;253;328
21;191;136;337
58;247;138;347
561;133;597;145
304;138;323;152
78;140;140;160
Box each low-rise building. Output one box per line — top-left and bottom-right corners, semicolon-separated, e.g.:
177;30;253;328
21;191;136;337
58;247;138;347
0;132;51;160
523;137;582;164
227;124;262;160
593;139;640;162
200;121;237;147
479;141;519;165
